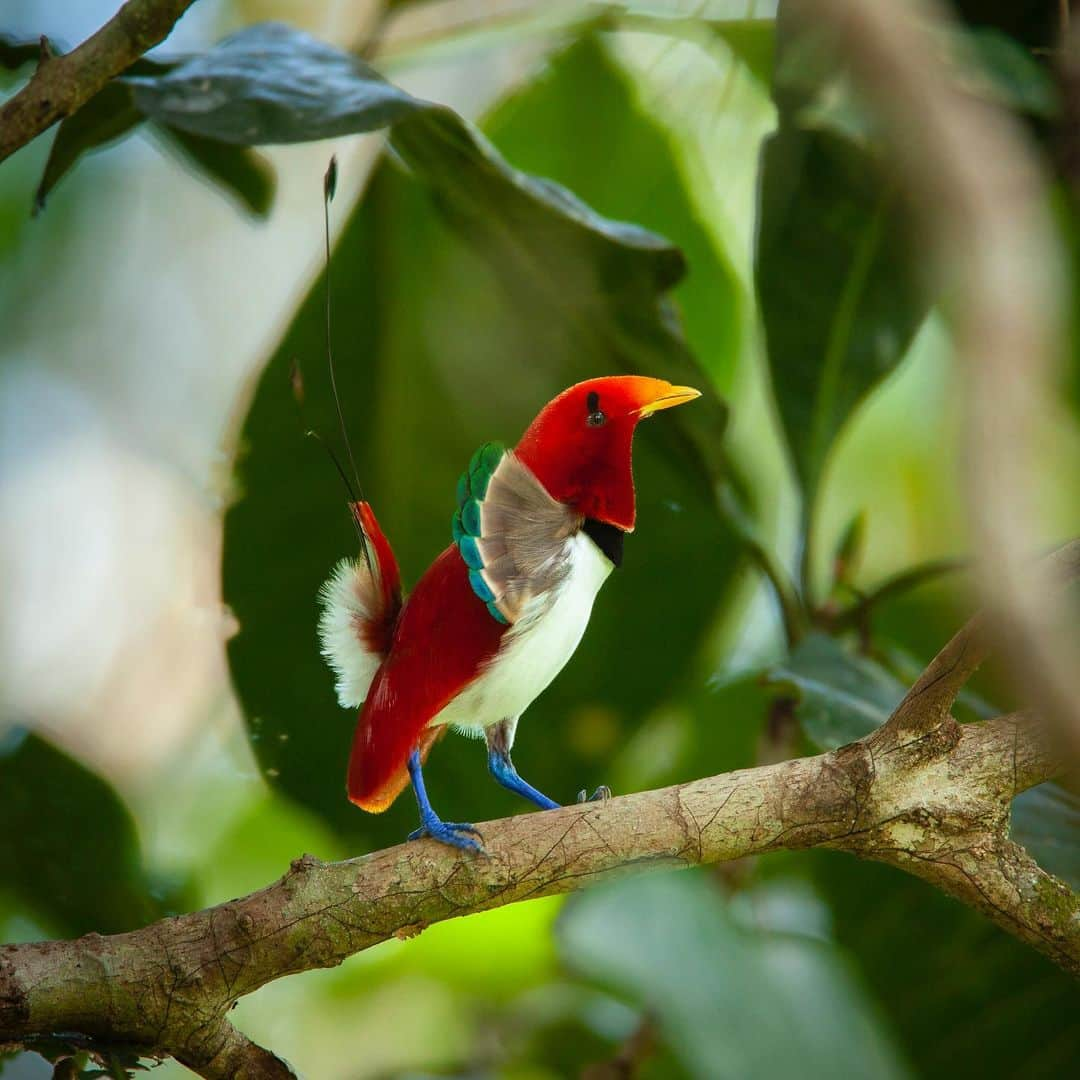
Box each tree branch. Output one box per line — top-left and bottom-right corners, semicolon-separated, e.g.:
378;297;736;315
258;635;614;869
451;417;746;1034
0;0;198;165
0;699;1073;1074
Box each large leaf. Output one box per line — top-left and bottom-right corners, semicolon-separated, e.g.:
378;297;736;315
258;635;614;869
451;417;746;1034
768;631;904;749
223;36;742;847
0;729;185;937
755;12;926;501
755;126;925;500
559;872;909;1080
35;82;145;212
127;22;427;144
153;126;275;217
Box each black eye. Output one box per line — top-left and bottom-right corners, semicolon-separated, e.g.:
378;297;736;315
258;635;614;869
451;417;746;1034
586;410;606;427
585;390;606;427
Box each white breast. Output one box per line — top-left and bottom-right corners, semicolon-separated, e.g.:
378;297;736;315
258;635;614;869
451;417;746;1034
431;530;613;737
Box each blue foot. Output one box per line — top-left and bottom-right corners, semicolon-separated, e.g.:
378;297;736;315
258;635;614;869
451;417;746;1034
577;785;612;804
405;747;484;853
408;819;484;852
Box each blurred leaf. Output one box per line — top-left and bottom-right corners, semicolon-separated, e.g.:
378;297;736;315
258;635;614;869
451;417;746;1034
223;36;742;846
964;27;1058;116
755;125;925;500
768;631;904;749
127;22;426;144
1012;782;1080;891
812;852;1080;1078
559;872;909;1080
0;34;46;70
610;670;770;796
0;728;184;937
35;82;144;212
154;127;275;216
709;18;775;85
831;510;866;587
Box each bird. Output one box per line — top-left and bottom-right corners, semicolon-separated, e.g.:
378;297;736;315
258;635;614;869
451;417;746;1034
317;376;700;852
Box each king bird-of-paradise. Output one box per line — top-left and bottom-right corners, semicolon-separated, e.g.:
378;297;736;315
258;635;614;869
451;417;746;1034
317;376;700;851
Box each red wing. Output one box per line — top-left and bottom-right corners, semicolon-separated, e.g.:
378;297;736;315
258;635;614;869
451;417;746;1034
347;544;508;812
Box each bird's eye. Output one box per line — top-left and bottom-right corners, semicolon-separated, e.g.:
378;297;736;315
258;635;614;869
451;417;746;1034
586;410;606;427
585;390;605;427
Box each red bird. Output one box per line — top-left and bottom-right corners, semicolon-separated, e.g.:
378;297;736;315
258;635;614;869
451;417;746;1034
318;376;700;850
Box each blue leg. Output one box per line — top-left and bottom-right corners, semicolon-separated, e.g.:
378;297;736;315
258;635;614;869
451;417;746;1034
406;749;483;852
487;747;560;811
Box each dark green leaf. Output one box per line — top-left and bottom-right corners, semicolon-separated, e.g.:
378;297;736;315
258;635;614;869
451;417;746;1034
0;729;186;937
222;37;742;845
0;34;48;70
965;27;1058;117
1012;782;1080;891
35;82;144;212
154;126;275;216
812;851;1080;1078
755;125;925;499
127;22;426;145
768;631;905;749
559;873;908;1080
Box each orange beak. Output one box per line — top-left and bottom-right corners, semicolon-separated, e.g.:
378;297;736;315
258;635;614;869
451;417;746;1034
636;383;702;418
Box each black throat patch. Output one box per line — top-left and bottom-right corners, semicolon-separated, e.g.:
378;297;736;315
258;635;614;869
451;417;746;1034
582;518;625;568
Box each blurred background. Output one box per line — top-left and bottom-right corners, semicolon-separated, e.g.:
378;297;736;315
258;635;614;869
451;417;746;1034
2;0;1079;1077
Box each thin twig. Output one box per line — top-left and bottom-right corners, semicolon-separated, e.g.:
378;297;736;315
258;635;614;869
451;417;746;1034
0;0;198;164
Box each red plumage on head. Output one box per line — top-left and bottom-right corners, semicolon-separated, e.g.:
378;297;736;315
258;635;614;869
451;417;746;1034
515;376;699;532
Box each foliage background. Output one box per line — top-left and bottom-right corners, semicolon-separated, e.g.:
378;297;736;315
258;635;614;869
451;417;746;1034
1;0;1079;1077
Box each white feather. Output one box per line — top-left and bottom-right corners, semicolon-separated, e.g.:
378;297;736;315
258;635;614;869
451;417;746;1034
433;531;613;739
317;558;384;708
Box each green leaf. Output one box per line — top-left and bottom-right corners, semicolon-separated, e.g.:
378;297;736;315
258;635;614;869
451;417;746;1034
812;852;1080;1078
35;82;144;212
153;126;275;216
0;729;186;936
127;22;426;144
755;125;925;499
768;631;905;749
0;34;46;70
964;27;1058;117
559;872;909;1080
222;36;742;845
709;18;775;85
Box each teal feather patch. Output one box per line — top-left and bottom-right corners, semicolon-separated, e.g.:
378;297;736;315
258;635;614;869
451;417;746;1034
452;441;509;618
458;535;483;571
468;569;496;603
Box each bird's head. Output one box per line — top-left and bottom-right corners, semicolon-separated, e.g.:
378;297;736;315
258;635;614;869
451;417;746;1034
514;376;701;533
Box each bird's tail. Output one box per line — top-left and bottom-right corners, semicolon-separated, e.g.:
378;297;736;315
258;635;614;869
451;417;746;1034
318;501;402;709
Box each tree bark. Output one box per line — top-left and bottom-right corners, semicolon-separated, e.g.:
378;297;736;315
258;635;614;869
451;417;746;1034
0;0;198;165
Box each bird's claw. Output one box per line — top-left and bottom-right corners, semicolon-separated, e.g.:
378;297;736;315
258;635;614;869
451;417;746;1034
408;819;484;853
576;785;612;804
